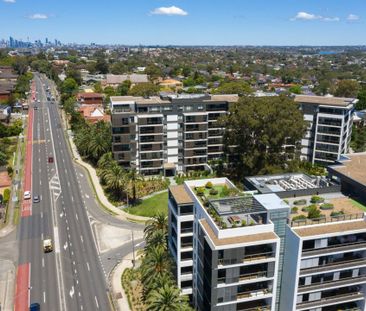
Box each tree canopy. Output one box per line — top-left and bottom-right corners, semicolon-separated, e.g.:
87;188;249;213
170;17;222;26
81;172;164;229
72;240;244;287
221;95;307;180
214;81;252;96
128;82;159;97
334;80;360;98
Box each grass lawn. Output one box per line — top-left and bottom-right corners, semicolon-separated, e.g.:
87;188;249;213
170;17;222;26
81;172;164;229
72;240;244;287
350;198;366;212
125;191;168;217
204;185;225;199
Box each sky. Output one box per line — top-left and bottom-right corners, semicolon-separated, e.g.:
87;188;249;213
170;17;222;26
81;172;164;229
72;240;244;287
0;0;365;46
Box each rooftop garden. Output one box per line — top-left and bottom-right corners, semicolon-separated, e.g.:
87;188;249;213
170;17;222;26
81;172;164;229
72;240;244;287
289;195;365;226
194;182;261;229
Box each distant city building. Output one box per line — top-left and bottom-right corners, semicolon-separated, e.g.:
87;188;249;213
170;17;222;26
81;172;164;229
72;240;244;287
110;94;238;176
295;95;358;165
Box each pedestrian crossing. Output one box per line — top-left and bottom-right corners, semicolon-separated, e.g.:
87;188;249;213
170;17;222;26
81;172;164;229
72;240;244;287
50;174;61;201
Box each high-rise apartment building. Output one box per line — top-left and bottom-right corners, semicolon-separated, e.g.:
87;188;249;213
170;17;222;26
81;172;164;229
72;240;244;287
295;95;357;165
110;94;238;175
168;178;288;311
169;173;366;311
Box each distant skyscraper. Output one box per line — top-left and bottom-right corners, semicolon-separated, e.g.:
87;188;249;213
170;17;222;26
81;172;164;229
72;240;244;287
9;36;14;48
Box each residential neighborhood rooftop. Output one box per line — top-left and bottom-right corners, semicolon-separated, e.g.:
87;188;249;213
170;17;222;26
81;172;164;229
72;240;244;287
169;185;193;205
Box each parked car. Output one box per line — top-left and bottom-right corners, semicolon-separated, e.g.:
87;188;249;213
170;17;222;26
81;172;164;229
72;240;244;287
29;303;40;311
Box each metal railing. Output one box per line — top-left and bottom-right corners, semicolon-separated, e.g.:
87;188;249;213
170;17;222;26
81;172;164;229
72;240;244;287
218;251;274;266
237;306;270;311
298;275;366;292
236;289;272;300
217;271;269;284
300;257;366;275
290;213;364;227
297;291;363;309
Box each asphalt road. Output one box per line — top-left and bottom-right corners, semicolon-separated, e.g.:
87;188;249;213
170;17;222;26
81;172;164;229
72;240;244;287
16;73;112;310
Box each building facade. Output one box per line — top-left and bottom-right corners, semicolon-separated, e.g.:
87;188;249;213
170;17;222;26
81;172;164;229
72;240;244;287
168;178;289;311
295;95;357;165
111;94;238;175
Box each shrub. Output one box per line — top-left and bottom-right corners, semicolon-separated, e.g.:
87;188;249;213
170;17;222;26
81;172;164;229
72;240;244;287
209;188;218;196
249;220;255;226
205;181;213;189
310;195;324;204
221;222;227;229
241;220;247;227
7;166;13;177
294;199;307;206
232;222;237;228
220;185;230;197
291;207;298;214
307;205;322;219
283;199;289;204
320;203;334;210
331;210;345;217
292;215;307;222
3;188;10;204
196;187;205;196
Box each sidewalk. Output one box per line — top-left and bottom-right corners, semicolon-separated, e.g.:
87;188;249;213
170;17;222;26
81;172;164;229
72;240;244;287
110;253;134;311
60;110;150;223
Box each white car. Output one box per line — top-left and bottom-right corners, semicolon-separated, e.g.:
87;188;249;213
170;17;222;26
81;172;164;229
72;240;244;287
23;191;31;200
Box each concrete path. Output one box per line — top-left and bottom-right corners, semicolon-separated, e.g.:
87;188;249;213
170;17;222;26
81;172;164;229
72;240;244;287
0;260;15;311
110;252;137;311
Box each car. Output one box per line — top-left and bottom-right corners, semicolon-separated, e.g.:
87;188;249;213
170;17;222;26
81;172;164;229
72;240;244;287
34;106;38;110
43;239;53;253
33;195;40;203
29;303;40;311
37;99;40;103
48;156;54;163
23;191;31;200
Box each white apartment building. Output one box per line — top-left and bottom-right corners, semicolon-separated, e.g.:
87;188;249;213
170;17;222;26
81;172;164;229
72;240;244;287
295;95;357;165
168;178;289;311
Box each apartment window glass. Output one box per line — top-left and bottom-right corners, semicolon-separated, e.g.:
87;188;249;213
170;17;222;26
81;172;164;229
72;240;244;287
121;117;129;125
113;144;130;152
185;105;193;111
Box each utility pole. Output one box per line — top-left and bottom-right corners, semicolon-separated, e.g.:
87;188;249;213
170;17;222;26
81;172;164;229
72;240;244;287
131;230;135;268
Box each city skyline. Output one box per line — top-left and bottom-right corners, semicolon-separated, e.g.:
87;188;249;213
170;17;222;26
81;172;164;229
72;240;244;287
0;0;365;46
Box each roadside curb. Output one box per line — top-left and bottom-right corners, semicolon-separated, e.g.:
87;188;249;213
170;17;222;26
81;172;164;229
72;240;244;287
109;253;135;311
60;110;150;223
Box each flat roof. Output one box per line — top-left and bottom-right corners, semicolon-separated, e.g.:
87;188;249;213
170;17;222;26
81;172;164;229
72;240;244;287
293;220;366;238
329;153;366;187
295;95;357;107
209;196;266;216
110;96;169;105
169;185;193;205
245;173;337;194
200;219;278;246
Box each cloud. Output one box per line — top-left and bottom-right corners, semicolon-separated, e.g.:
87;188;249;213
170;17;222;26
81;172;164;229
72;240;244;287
3;0;16;3
150;6;188;16
28;13;48;19
347;14;360;21
291;11;339;22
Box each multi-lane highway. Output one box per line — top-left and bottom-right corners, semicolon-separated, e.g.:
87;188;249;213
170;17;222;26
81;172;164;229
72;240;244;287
14;73;116;310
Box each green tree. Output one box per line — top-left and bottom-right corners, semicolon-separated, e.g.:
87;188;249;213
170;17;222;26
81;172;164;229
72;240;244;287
12;57;28;75
104;163;127;201
95;57;109;74
356;88;366;111
214;81;252;96
145;64;163;80
63;96;76;114
116;80;131;96
0;151;8;166
93;82;103;93
144;213;168;242
61;78;78;96
351;125;366;152
334;80;360;98
146;284;188;311
289;85;302;94
221;95;307;180
128;83;159;97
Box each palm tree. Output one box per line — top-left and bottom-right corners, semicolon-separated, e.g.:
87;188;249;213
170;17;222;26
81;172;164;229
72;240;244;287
126;168;142;202
74;127;92;157
140;246;170;289
146;284;187;311
104;163;127;200
97;152;114;170
144;213;168;241
145;229;167;251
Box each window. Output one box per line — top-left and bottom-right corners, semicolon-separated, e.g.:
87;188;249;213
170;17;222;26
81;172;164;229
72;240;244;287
121;118;129;125
114;144;130;152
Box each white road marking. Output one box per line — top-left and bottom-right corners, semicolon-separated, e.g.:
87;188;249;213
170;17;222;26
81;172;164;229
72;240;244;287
73;261;75;266
95;296;99;309
85;194;90;199
40;212;43;219
75;214;78;221
71;196;74;202
43;291;46;303
54;227;60;253
41;233;44;240
42;257;45;267
86;262;90;271
63;242;68;250
40;180;42;186
69;286;74;298
80;235;84;243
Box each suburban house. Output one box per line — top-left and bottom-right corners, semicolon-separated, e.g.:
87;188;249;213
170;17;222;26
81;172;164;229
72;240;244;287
103;74;149;88
76;92;104;106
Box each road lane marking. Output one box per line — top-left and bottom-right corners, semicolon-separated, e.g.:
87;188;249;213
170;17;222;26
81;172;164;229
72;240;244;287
75;214;78;221
80;235;84;243
54;227;60;253
42;257;45;268
86;262;90;271
71;196;74;202
43;291;46;303
95;296;99;309
41;212;43;219
85;194;89;199
69;286;74;298
41;233;44;240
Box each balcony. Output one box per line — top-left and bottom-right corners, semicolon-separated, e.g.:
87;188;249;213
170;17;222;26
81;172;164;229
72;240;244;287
218;252;275;266
302;240;366;257
298;275;366;293
218;271;269;285
300;257;366;276
236;288;272;301
296;292;364;310
238;306;270;311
